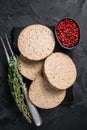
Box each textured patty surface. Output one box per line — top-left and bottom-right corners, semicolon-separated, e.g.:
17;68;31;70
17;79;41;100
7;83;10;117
29;75;66;109
18;24;55;61
18;54;43;80
44;52;77;90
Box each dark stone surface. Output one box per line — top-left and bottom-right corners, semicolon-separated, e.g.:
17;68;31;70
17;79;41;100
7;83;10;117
0;0;87;130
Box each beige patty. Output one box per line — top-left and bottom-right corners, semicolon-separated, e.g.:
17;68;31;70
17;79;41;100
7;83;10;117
44;52;77;90
18;24;55;61
29;75;66;109
18;54;43;80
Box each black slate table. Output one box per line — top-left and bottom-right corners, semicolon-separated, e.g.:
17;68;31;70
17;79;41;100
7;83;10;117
0;0;87;130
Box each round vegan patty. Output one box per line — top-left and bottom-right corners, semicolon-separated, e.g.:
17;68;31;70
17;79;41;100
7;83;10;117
29;75;66;109
18;24;55;61
18;54;43;80
44;52;77;90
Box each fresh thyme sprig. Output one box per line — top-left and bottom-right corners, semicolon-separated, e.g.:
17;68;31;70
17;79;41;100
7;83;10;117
8;56;31;123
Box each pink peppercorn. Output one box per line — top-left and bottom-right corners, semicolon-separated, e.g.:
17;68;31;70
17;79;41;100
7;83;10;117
56;18;80;48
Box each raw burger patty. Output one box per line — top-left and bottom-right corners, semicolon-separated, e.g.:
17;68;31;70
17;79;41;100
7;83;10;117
18;24;55;61
44;52;77;90
29;75;66;109
18;54;43;80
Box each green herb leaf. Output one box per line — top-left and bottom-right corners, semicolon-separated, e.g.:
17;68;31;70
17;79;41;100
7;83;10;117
8;56;32;123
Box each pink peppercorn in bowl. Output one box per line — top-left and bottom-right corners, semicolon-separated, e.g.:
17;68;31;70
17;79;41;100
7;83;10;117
55;18;80;49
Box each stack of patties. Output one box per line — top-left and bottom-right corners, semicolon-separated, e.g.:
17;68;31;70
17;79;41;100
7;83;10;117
18;24;77;109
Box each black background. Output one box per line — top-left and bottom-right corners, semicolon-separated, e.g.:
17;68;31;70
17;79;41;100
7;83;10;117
0;0;87;130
